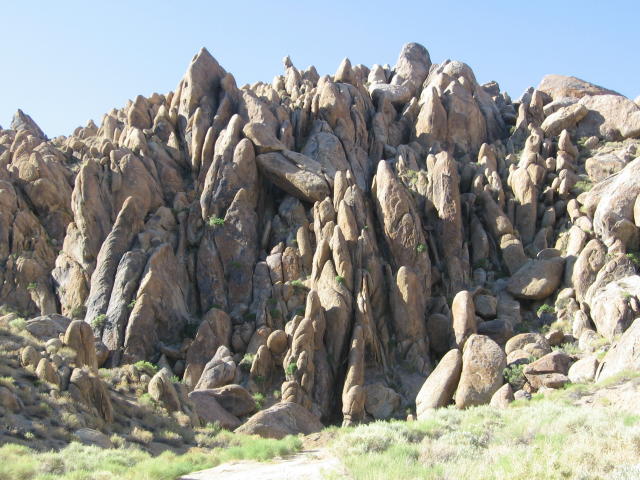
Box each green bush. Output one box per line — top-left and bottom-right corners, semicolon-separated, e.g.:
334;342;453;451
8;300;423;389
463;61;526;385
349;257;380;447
128;299;137;309
253;392;265;409
239;353;255;372
503;363;527;390
207;215;225;227
26;282;37;291
285;361;298;376
335;275;345;285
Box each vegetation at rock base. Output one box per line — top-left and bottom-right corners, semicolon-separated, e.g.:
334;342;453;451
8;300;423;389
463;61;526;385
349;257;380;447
330;385;640;480
0;435;302;480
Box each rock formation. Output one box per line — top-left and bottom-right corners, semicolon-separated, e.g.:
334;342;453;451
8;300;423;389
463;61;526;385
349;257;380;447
1;41;640;434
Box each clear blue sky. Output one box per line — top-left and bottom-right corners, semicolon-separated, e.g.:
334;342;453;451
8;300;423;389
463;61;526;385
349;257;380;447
1;1;638;137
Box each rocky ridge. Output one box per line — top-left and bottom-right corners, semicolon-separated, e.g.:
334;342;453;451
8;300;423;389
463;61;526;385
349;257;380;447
2;42;640;441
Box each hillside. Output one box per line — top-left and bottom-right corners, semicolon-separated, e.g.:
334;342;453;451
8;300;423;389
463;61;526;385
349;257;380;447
2;41;640;477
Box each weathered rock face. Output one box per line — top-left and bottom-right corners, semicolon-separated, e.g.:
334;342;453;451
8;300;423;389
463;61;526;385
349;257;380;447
3;41;640;429
597;318;640;381
537;74;621;100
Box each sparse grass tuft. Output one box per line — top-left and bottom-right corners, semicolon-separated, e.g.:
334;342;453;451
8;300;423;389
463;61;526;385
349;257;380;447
416;243;427;254
552;342;581;356
335;275;345;286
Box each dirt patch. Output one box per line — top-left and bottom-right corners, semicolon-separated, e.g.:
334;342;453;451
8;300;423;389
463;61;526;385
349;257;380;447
180;448;348;480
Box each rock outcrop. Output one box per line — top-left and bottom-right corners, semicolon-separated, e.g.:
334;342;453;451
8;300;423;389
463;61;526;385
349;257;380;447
2;41;640;433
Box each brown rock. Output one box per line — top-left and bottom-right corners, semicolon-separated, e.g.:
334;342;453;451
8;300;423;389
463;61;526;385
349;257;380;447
188;390;241;430
208;384;256;417
455;335;506;408
507;256;564;300
452;290;476;349
489;383;514;409
63;320;98;370
68;367;113;423
416;349;462;417
234;402;323;439
148;368;181;412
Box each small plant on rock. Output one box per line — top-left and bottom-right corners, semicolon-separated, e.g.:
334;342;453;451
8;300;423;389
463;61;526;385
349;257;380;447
26;282;37;291
335;275;345;286
537;304;555;316
133;360;159;376
416;243;427;253
239;353;255;372
128;298;137;309
285;361;298;376
253;392;265;409
207;215;225;227
626;251;640;267
91;314;107;330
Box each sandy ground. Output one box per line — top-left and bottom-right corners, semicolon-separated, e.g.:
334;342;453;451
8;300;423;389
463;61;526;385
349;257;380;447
180;448;349;480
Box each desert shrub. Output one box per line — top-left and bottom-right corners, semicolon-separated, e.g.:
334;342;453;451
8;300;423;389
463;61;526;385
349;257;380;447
130;426;153;445
133;361;158;376
331;398;640;480
536;304;555;316
239;353;255;372
503;364;527;390
252;392;265;409
9;318;27;332
91;314;107;330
